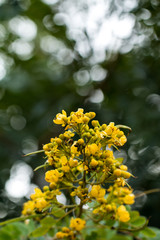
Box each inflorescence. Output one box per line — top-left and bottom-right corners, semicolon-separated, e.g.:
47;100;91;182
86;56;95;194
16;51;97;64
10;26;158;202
22;108;134;239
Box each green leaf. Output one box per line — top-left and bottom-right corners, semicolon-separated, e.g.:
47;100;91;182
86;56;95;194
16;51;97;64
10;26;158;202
30;225;50;237
86;231;98;240
0;230;13;240
147;227;160;240
101;228;116;240
105;218;117;227
130;211;140;222
51;207;65;218
131;216;146;227
0;223;21;240
141;227;156;238
40;216;56;227
110;234;132;240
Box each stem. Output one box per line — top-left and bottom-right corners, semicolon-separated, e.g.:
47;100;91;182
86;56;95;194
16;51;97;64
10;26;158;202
23;150;44;157
0;214;42;226
86;172;96;183
135;188;160;198
56;207;77;223
63;204;77;209
77;149;86;218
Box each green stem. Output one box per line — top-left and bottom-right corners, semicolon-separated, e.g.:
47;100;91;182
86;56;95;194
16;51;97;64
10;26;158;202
135;188;160;198
0;214;42;226
56;207;77;223
23;150;44;157
87;172;96;183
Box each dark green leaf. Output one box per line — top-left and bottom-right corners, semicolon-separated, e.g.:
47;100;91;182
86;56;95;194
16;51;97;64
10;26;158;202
86;231;98;240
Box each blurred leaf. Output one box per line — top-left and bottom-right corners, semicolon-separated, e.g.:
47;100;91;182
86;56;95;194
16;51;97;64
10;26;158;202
110;234;132;240
131;216;146;227
51;207;65;218
141;227;156;238
130;211;140;222
86;231;98;240
30;225;50;238
40;216;56;227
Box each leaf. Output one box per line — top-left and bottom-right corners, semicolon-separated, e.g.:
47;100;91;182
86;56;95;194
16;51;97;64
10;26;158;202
101;228;116;240
131;216;146;227
30;225;50;237
147;227;160;240
105;218;117;227
0;223;21;240
110;234;132;240
0;230;13;240
141;227;156;238
86;231;98;240
51;207;65;218
40;216;56;227
130;211;140;222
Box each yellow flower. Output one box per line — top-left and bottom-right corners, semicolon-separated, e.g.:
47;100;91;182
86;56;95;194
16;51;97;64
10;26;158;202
70;218;86;231
35;197;49;211
90;158;98;168
85;143;101;155
61;165;70;172
60;156;68;165
53;110;67;126
119;135;127;146
71;143;80;156
30;188;44;200
56;232;69;239
117;205;130;222
22;200;35;215
69;108;84;124
45;169;63;183
69;158;78;167
89;185;105;200
63;130;74;138
123;194;135;205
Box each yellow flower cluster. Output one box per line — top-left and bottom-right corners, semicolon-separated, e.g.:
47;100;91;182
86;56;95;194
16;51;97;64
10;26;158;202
22;109;134;239
22;187;61;215
56;218;86;239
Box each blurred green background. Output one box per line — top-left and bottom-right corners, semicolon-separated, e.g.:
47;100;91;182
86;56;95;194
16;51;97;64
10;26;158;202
0;0;160;227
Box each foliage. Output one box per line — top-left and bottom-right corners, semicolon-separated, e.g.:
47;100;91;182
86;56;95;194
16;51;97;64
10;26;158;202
0;109;160;240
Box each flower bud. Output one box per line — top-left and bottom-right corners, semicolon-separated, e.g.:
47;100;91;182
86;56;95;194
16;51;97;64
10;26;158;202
120;165;128;171
78;139;84;145
91;120;99;127
43;186;49;192
113;169;122;177
121;171;131;179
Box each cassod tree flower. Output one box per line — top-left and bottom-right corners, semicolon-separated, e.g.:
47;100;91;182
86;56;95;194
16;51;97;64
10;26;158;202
2;108;158;240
